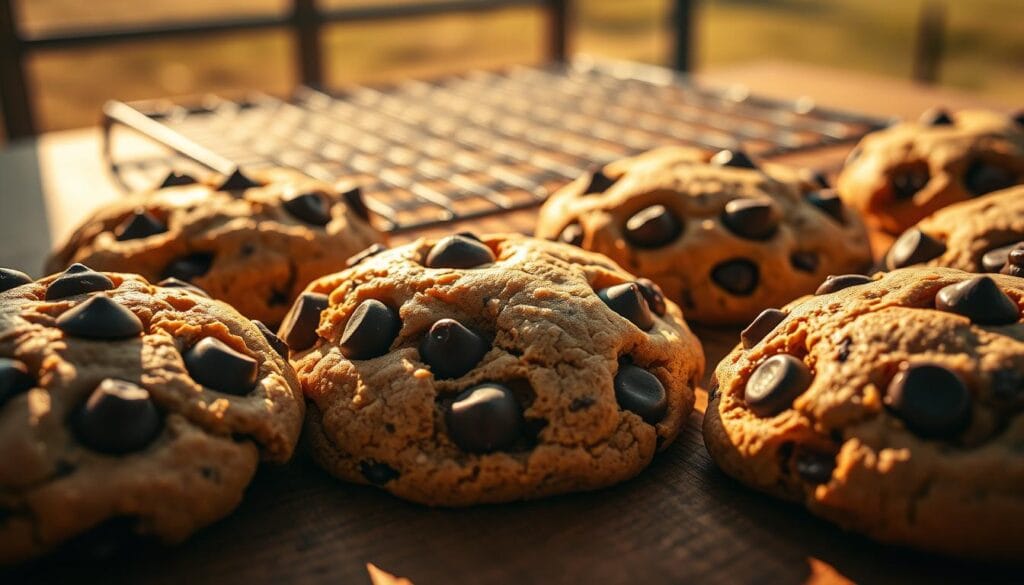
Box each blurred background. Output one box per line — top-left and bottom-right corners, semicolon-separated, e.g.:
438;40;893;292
2;0;1022;140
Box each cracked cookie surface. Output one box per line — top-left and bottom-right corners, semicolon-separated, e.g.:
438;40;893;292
704;267;1024;560
46;169;386;326
284;234;704;505
0;268;303;563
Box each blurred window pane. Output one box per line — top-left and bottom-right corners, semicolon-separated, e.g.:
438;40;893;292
575;0;670;66
319;0;467;9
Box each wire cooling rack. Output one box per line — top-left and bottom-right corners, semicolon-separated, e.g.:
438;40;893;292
102;57;887;233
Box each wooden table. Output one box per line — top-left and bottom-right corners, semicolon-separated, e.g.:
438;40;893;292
1;62;1017;584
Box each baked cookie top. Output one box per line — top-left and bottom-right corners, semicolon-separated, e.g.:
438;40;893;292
535;146;872;325
0;267;303;562
704;267;1024;560
283;233;705;505
46;168;386;326
837;108;1024;234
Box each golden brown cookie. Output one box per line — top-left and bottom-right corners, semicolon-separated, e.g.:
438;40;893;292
704;267;1024;560
46;169;386;326
535;146;871;325
0;266;303;563
837;108;1024;235
282;233;704;506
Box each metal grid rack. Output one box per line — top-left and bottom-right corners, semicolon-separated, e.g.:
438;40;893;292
102;58;888;233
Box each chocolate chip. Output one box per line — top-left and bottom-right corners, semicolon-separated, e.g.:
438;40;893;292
283;191;332;226
741;308;787;349
159;172;197;189
425;235;495;269
614;364;668;424
340;299;400;360
886;363;971;438
278;292;329;351
0;358;33;405
837;337;852;362
919;108;954;126
1002;244;1024;277
161;253;213;282
935;276;1018;325
342;186;372;222
346;243;387;267
46;264;114;300
964;159;1017;197
253;320;288;359
891;163;930;200
721;199;780;240
635;278;667;317
1013;111;1024;127
790;251;819;273
711;149;758;170
794;450;835;484
446;383;523;453
598;282;655;330
569;397;596;412
711;259;759;296
359;461;399;485
420;319;488;379
583;167;617;194
815;274;872;295
56;296;143;339
624;205;682;248
156;277;210;298
456;231;482;241
74;379;162;454
886;228;946;270
558;223;584;247
980;243;1021;273
0;268;32;293
809;171;830;189
745;355;812;417
114;210;167;241
805;189;845;223
183;337;258;395
217;169;260;191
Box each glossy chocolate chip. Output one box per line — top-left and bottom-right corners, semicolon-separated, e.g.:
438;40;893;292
711;259;759;296
217;169;260;191
159;171;198;188
741;308;787;349
886;228;946;270
919;108;953;126
745;354;812;417
46;264;114;300
886;363;971;438
157;277;210;298
794;451;835;484
340;299;400;360
0;268;32;293
278;292;329;351
583;167;617;194
161;253;213;282
790;251;819;273
711;149;758;170
721;199;780;240
935;276;1018;325
815;274;872;295
614;364;667;424
420;319;488;379
75;379;161;454
446;383;523;453
1002;244;1024;277
598;283;655;330
346;243;387;267
635;278;667;317
805;189;845;223
980;243;1021;273
890;164;930;200
114;210;167;241
253;320;288;359
183;337;258;395
283;191;332;226
56;296;143;339
425;235;495;269
0;358;33;404
359;461;399;485
558;223;584;247
964;159;1017;197
625;205;682;248
342;186;372;222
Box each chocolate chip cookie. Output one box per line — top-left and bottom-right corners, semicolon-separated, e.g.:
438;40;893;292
535;146;871;325
704;267;1024;560
282;233;705;505
837;108;1024;235
0;266;304;563
46;168;386;327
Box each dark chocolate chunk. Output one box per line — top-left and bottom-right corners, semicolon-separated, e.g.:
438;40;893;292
340;299;400;360
0;267;33;293
342;186;372;222
56;296;143;339
598;282;655;330
624;205;682;248
711;259;759;296
569;396;596;412
0;358;33;405
963;159;1017;197
1003;244;1024;277
583;167;617;194
161;253;214;282
446;383;523;453
721;199;780;240
981;243;1022;273
455;231;482;241
837;337;852;362
420;319;488;379
359;461;400;485
740;308;787;349
794;450;835;484
1013;110;1024;127
217;169;260;191
745;354;812;417
886;228;946;270
710;149;758;170
345;243;387;267
890;163;930;200
253;320;288;359
183;337;258;395
635;278;667;317
114;210;166;241
282;191;332;226
815;274;872;295
159;171;197;188
46;264;114;300
74;379;162;454
278;292;329;351
156;277;210;298
919;107;954;126
425;235;495;269
805;189;845;223
613;364;668;424
935;276;1018;325
886;363;971;438
558;223;584;247
790;251;819;273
